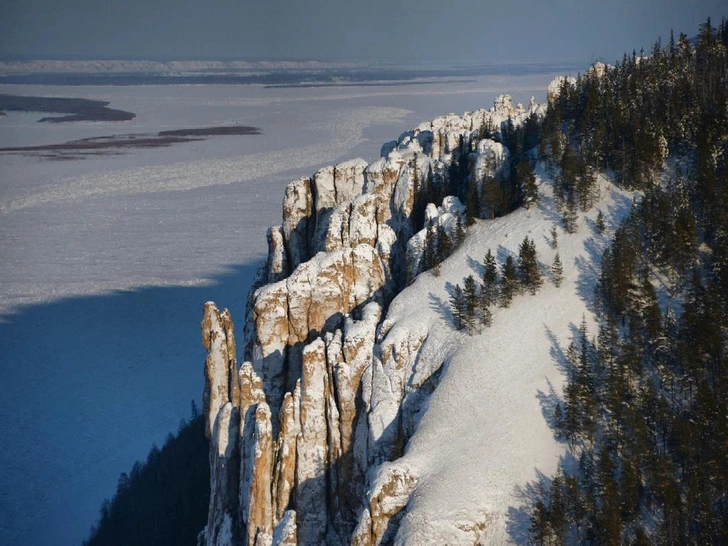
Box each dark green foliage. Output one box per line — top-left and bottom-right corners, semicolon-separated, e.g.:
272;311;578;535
436;223;452;263
84;410;209;546
450;285;466;330
422;220;438;275
550;225;559;249
447;142;470;200
462;275;478;334
500;255;518;307
451;272;493;333
465;174;479;226
411;153;428;232
530;21;728;537
518;159;539;207
482;176;506;219
551;253;564;287
481;249;499;307
540;17;728;199
455;215;466;246
562;190;578;234
517;236;542;294
595;210;606;234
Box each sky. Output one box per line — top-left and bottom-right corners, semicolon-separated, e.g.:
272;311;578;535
0;0;725;63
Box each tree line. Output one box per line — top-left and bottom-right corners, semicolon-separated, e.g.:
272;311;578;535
449;237;564;334
528;18;728;545
84;403;210;546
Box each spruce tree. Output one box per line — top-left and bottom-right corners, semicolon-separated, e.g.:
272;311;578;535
518;159;539;208
596;209;606;234
552;252;564;287
455;215;466;246
550;225;559;249
450;285;466;330
500;255;518;307
482;176;505;219
518;237;542;294
422;220;436;274
465;177;479;226
479;301;492;328
563;190;579;234
462;275;478;334
482;249;499;307
411;153;427;232
437;223;452;262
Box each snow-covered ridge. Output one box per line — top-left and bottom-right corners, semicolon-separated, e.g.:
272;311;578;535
200;93;558;545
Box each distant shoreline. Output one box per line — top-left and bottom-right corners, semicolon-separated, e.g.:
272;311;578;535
0;125;262;158
0;93;135;122
0;61;584;87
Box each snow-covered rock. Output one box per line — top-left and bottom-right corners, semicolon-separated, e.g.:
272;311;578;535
272;511;297;545
202;303;238;439
470;138;511;183
201;99;598;546
547;75;577;104
282;177;313;272
405;197;465;281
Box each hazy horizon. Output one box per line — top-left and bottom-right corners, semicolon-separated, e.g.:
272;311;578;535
1;1;725;65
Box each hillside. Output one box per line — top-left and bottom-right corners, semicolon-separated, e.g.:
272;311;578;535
88;18;728;545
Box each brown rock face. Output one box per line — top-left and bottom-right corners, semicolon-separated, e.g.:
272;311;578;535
250;243;387;423
202;303;238;439
205;402;240;546
200;105;539;545
272;389;300;521
355;464;417;546
245;403;274;546
282;176;314;273
295;339;330;544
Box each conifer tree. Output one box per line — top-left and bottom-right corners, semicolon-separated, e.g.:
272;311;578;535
529;499;552;546
596;209;606;234
482;249;499;307
518;237;542;294
437;223;452;262
448;153;461;197
549;474;567;543
552;252;564;287
422;220;436;274
455;215;466;246
482;176;505;219
462;275;479;334
500;255;518;307
550;225;559;249
411;153;427;232
576;165;597;211
465;177;479;226
450;285;465;330
518;159;539;208
479;300;492;328
563;190;579;234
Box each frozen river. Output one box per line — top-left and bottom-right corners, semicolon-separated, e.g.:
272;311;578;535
0;73;560;546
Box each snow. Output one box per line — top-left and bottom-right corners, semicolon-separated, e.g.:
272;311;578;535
373;172;634;544
0;71;565;546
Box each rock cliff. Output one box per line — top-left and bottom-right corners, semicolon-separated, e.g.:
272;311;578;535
200;94;541;545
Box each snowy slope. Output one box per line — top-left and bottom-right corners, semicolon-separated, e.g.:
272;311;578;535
377;172;634;543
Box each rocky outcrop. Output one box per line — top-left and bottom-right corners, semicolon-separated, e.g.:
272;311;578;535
547;75;577;104
200;96;543;545
405;196;465;281
351;464;417;546
202;303;238;439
